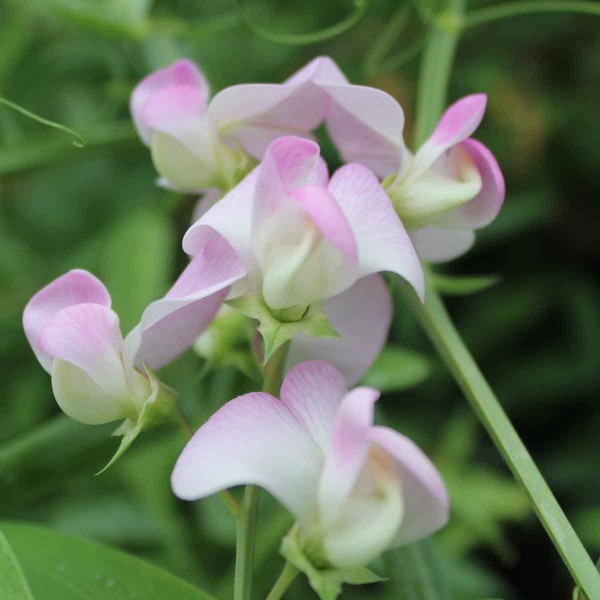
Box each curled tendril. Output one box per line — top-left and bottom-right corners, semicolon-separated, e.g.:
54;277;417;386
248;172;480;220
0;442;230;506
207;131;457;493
0;97;85;147
234;0;367;45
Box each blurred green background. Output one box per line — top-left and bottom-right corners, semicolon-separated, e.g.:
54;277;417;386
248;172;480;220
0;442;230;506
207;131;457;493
0;0;598;598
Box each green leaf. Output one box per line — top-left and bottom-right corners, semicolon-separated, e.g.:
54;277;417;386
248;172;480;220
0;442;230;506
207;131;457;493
227;292;339;363
362;346;433;392
430;273;501;296
1;522;213;599
0;530;33;600
101;207;174;334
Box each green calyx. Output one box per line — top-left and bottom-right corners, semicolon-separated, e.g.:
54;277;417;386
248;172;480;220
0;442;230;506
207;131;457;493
226;292;339;363
96;366;180;475
280;525;384;600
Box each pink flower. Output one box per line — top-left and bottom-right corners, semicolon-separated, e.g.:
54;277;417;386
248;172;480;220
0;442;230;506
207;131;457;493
319;89;505;262
184;135;424;384
172;360;449;569
23;237;244;424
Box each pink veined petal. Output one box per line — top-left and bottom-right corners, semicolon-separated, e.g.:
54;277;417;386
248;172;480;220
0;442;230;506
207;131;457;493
409;226;475;263
328;163;425;300
183;168;257;264
280;360;348;451
208;57;346;159
435;139;505;230
290;185;358;263
286;274;392;386
131;59;209;145
39;304;128;401
23;270;111;373
318;386;380;524
369;426;450;545
171;391;323;521
413;94;487;177
323;84;409;178
428;94;487;148
254;136;327;226
130;235;246;372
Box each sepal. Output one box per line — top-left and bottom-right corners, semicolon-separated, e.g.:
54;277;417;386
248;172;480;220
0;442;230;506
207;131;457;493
96;366;179;475
280;525;384;600
226;292;339;363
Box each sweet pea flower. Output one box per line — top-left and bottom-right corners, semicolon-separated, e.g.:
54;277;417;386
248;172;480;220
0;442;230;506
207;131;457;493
183;135;424;384
131;59;248;193
131;56;407;196
23;236;245;426
172;361;449;573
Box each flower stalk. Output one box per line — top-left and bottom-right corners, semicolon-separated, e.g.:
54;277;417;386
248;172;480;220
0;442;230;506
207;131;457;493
266;561;299;600
233;342;290;600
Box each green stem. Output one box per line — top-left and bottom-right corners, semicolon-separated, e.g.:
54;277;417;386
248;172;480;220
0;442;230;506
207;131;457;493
465;1;600;29
413;0;466;147
399;273;600;598
233;343;290;600
265;561;299;600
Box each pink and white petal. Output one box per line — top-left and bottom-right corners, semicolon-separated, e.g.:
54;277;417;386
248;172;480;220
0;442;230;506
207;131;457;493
183;168;257;264
370;426;450;545
409;226;475;263
284;56;349;87
414;94;487;177
191;188;222;223
323;84;409;178
286;274;392;386
328;163;425;299
23;270;111;373
435;139;505;230
318;386;380;525
131;59;209;145
131;235;246;371
39;304;128;402
208;84;326;159
254;137;326;227
171;392;322;521
280;360;348;451
290;185;358;263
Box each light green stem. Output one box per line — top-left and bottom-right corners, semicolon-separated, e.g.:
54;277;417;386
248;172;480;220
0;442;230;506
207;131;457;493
265;561;299;600
233;343;289;600
399;273;600;598
411;3;600;595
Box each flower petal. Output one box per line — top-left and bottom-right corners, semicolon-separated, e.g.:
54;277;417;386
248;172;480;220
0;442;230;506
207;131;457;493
39;304;132;424
131;59;209;146
129;235;246;372
369;426;450;545
280;360;348;451
434;139;505;230
208;57;346;159
23;270;111;373
324;84;409;178
318;386;379;525
413;94;487;177
409;226;475;263
183;168;257;264
286;274;392;386
171;391;322;520
328;163;424;299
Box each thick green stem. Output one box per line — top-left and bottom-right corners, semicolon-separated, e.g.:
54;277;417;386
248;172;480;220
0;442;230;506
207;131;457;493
399;274;600;598
265;561;299;600
410;4;600;594
233;343;289;600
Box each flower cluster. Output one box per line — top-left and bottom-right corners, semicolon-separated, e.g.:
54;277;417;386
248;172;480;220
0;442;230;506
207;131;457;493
23;56;505;596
